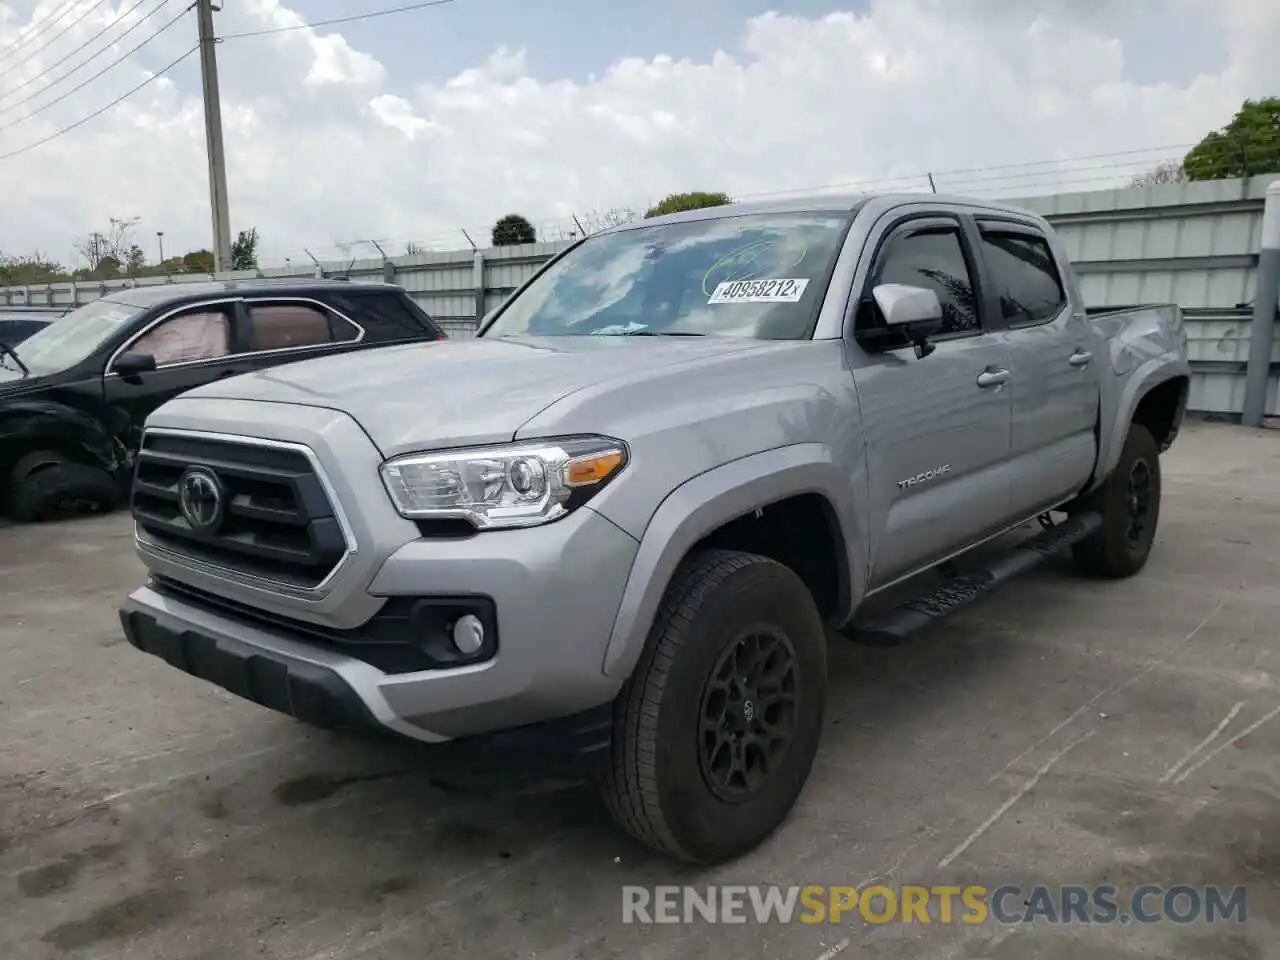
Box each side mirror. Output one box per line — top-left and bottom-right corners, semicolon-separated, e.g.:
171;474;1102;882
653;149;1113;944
859;284;945;358
112;351;157;376
873;283;943;328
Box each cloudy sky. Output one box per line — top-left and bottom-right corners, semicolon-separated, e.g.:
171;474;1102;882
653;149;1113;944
0;0;1276;268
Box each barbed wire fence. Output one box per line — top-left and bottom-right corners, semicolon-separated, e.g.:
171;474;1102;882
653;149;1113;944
0;0;1276;272
253;141;1280;269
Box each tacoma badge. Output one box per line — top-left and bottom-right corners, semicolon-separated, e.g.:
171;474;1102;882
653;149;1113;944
897;464;951;490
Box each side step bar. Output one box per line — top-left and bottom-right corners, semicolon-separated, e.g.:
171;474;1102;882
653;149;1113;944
848;511;1102;646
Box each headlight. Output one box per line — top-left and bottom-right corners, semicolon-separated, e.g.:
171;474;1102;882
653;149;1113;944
380;436;628;529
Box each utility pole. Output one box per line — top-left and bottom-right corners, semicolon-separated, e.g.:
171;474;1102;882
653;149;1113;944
196;0;232;273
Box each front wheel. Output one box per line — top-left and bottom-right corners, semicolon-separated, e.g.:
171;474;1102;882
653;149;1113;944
598;550;827;864
1071;423;1161;578
7;453;122;523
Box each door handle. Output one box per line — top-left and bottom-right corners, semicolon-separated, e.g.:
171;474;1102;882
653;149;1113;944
1069;350;1093;367
976;368;1009;388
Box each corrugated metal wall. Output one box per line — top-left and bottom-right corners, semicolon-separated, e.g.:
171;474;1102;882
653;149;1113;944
1011;175;1269;310
3;175;1277;409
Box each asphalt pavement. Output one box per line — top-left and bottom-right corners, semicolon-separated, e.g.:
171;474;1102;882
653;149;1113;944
2;420;1277;959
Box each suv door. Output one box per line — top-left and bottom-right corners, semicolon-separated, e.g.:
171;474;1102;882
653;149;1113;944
102;300;245;442
973;220;1100;517
850;214;1015;590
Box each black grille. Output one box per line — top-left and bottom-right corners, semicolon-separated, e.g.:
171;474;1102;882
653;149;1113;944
131;433;348;588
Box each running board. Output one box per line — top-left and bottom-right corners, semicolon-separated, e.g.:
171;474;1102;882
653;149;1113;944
848;511;1102;646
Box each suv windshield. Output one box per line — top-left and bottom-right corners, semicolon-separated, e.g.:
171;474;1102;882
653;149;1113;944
482;212;852;340
11;299;140;375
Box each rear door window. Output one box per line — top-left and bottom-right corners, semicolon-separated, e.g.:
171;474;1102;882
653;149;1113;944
978;229;1068;327
244;302;360;350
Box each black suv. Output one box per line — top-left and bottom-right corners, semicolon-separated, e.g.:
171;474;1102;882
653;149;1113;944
0;279;446;522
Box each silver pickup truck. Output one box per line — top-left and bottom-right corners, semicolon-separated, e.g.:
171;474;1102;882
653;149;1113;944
118;193;1189;864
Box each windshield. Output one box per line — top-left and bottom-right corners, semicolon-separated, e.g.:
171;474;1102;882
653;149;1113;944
9;299;140;375
481;212;852;340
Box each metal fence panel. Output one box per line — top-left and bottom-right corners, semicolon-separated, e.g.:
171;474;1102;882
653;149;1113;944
3;176;1277;415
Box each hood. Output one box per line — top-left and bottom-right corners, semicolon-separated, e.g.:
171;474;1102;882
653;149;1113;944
0;367;59;397
180;335;775;456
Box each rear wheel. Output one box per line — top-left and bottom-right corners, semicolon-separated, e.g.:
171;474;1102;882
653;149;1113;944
598;549;827;864
1071;423;1161;578
7;452;122;523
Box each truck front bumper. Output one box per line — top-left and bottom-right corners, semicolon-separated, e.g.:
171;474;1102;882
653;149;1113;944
119;503;640;748
119;585;617;776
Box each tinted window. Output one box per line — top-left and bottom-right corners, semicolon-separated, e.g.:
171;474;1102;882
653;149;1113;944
331;292;441;340
246;302;356;349
130;309;231;365
870;226;979;336
979;231;1067;326
482;213;852;340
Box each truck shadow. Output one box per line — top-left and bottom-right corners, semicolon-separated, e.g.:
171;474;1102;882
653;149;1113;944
12;530;1098;958
257;528;1087;866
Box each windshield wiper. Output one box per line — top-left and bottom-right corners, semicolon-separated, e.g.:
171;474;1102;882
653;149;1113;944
0;340;28;376
622;330;706;337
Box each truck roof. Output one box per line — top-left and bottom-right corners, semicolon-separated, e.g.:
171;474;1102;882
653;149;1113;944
622;191;1037;231
97;278;399;309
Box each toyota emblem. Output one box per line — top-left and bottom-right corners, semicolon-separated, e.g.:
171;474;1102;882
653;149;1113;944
178;467;225;533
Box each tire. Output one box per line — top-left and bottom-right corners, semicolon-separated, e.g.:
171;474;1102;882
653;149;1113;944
1070;423;1161;578
598;549;827;864
8;456;122;523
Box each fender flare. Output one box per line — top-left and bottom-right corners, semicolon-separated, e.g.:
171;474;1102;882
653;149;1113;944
599;443;864;679
0;403;121;483
1092;357;1189;488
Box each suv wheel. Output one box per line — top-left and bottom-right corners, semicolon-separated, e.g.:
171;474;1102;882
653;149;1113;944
8;452;121;523
599;549;827;864
1071;422;1161;578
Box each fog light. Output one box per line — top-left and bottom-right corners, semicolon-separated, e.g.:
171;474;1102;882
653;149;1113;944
451;614;485;655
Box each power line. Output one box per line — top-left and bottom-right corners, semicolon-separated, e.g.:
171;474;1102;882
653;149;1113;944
0;4;189;132
0;0;113;80
0;0;82;62
731;140;1280;203
731;144;1202;201
271;142;1280;261
0;0;172;114
218;0;460;40
0;44;196;161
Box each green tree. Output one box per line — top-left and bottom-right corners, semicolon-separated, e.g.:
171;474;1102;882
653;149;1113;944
182;249;216;273
644;190;732;219
93;255;122;279
491;213;537;246
1183;97;1280;181
126;244;146;275
232;228;260;270
76;216;140;272
0;252;67;284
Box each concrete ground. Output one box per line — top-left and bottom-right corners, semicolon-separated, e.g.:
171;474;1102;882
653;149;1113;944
2;420;1278;960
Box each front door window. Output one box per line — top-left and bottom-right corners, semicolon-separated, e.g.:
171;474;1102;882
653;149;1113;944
130;310;231;366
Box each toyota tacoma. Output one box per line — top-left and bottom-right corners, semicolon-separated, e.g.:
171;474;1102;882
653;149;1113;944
118;193;1189;864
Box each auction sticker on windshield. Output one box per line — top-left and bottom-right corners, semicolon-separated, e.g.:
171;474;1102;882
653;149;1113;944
708;278;809;304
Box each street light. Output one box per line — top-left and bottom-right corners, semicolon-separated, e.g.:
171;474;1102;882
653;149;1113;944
156;231;165;266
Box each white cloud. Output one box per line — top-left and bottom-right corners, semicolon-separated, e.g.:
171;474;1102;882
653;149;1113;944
0;0;1277;268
